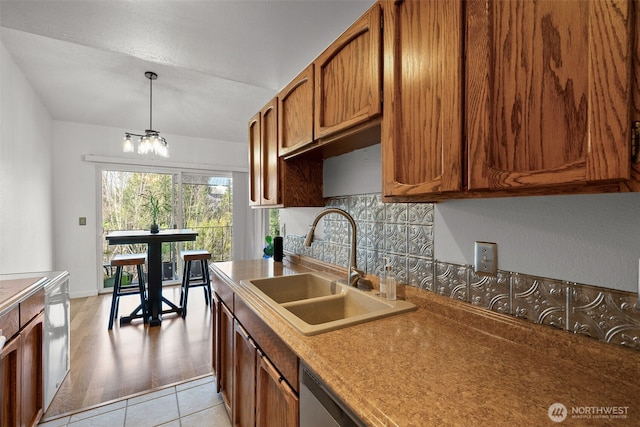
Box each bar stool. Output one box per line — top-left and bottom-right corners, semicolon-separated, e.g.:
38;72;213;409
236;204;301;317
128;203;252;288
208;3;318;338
108;253;147;330
179;250;212;318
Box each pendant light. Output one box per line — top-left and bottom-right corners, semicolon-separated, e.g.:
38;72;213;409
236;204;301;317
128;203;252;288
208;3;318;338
122;71;169;157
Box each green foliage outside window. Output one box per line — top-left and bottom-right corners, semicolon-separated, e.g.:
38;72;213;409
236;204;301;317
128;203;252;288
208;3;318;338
269;208;280;237
181;178;233;261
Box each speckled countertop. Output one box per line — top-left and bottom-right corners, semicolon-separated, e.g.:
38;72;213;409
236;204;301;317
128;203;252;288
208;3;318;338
0;273;48;315
212;258;640;426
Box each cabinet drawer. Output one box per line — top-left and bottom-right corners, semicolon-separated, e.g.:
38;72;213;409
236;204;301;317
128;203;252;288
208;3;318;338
20;288;45;329
235;297;299;392
0;304;19;340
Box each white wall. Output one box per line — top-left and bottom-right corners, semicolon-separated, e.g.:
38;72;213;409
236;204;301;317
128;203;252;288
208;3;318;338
232;170;258;261
284;144;640;293
435;193;640;292
0;42;54;274
52;121;251;298
323;145;382;198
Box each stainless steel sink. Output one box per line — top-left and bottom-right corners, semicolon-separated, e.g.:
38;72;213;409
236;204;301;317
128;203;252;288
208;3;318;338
241;272;416;335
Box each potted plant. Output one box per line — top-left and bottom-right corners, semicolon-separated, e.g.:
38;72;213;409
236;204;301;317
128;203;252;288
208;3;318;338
142;190;169;234
263;235;274;258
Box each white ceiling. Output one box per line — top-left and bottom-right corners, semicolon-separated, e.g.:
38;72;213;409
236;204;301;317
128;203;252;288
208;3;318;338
0;0;374;144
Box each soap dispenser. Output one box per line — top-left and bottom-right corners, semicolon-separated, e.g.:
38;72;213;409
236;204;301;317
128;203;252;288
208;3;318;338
384;262;397;301
379;257;389;299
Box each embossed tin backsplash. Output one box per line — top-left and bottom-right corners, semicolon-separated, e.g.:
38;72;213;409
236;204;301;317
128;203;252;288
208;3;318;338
283;193;640;351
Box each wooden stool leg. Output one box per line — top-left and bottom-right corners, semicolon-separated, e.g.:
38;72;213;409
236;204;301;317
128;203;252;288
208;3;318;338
108;266;122;330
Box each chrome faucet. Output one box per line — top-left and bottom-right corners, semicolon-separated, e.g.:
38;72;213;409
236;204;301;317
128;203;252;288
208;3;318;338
304;208;364;286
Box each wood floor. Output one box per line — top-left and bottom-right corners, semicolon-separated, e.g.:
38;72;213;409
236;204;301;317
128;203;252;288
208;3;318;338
43;285;213;419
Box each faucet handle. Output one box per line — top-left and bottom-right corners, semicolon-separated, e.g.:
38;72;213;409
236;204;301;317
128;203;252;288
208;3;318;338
348;267;365;286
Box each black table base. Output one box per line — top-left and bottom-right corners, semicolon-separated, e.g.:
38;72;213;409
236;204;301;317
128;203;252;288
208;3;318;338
119;296;182;326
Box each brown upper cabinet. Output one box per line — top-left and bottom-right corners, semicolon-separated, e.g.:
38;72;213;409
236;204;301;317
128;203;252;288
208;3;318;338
248;99;279;207
278;65;314;157
384;0;639;201
314;3;382;140
248;111;261;206
382;0;464;198
253;0;640;205
249;98;324;208
466;0;635;192
249;3;382;208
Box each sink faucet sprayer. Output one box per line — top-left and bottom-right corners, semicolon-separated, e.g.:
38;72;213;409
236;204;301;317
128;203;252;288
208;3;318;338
304;208;369;287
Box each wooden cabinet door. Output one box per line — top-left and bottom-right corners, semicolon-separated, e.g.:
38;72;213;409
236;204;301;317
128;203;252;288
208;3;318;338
314;3;382;139
248;112;261;206
233;321;256;427
279;65;314;157
1;335;22;427
466;0;634;191
382;0;463;199
219;301;234;416
249;99;281;207
21;311;43;427
256;352;298;427
261;99;279;206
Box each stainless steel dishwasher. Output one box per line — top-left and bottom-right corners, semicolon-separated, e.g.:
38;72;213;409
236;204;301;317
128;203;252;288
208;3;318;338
44;271;70;411
300;363;365;427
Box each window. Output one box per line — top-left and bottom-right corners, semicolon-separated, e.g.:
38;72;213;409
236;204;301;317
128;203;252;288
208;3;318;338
100;169;233;292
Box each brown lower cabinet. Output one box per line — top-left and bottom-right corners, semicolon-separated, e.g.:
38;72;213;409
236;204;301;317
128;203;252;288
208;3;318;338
1;310;44;427
234;321;256;427
219;300;234;415
213;276;299;427
256;352;298;427
1;333;21;426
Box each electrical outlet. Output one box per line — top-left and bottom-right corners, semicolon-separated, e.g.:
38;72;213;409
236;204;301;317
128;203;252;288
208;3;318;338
474;242;497;276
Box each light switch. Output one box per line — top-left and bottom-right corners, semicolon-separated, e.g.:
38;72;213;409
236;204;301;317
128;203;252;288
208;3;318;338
474;242;497;276
79;217;86;226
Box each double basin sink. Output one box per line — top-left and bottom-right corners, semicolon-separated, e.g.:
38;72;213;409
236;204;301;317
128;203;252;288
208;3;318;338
241;272;416;335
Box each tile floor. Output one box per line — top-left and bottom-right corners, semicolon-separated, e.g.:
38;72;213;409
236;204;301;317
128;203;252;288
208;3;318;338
38;375;232;427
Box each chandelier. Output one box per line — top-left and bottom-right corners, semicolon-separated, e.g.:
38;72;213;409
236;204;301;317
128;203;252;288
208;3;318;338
122;71;169;157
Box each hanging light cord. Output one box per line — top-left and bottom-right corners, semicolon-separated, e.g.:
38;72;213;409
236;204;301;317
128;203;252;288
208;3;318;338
148;73;153;131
